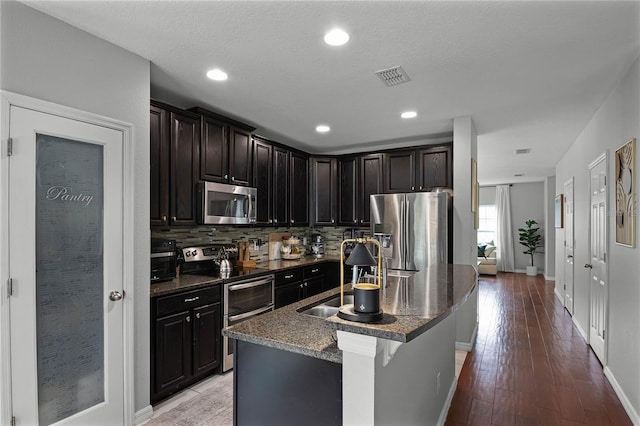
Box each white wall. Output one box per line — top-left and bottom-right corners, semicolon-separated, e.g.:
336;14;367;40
555;56;640;423
543;176;556;279
452;116;479;349
0;0;151;418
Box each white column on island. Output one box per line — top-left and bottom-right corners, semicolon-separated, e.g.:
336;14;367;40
337;313;457;426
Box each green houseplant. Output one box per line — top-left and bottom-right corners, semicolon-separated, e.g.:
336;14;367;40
518;219;544;276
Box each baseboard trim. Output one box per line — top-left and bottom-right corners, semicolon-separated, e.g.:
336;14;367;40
604;366;640;425
134;405;153;425
572;316;588;342
544;274;555;281
554;287;564;303
455;322;478;352
437;378;457;426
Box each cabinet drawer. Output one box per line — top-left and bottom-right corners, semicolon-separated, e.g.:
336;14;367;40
303;264;325;279
155;286;220;317
275;268;303;286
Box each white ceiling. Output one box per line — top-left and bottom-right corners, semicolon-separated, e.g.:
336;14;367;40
24;1;640;185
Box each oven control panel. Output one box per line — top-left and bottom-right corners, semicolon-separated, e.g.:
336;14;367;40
180;244;238;262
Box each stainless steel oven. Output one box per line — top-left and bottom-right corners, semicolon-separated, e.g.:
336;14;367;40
223;274;274;371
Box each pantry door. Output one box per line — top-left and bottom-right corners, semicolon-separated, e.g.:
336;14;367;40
4;95;133;426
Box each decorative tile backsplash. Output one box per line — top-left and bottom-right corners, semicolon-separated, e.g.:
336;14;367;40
152;225;369;263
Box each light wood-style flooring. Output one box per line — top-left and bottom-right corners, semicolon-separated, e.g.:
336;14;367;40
445;273;632;425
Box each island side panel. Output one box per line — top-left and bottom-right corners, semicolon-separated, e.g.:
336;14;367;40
233;340;342;426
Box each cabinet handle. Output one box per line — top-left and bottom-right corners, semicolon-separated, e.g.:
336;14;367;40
290;219;294;224
354;220;357;223
304;283;308;287
172;216;177;223
299;284;304;289
162;215;167;223
360;219;364;224
231;176;235;182
185;296;200;302
331;219;335;224
196;312;201;319
269;219;273;224
224;174;228;179
411;186;415;191
312;268;319;273
419;186;423;190
285;274;293;279
186;316;191;323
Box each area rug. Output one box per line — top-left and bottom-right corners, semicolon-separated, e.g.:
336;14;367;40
148;373;233;426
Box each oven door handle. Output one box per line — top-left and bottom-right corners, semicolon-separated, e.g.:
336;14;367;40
227;277;273;292
228;304;273;322
150;252;176;259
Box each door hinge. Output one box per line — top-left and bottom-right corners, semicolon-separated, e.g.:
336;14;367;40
563;284;566;290
7;278;12;297
11;416;16;426
7;138;13;157
604;253;606;262
602;329;606;340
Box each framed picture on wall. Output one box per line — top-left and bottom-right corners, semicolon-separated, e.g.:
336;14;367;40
615;138;636;247
555;194;564;228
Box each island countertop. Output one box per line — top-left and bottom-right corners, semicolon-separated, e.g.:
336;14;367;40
223;264;477;364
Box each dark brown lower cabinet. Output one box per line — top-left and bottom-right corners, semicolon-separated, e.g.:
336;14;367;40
151;286;221;404
274;262;339;309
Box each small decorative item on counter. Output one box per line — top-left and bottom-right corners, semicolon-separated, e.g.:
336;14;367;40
237;241;256;267
281;235;302;260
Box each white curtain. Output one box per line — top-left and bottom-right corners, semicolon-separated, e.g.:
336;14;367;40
495;185;515;272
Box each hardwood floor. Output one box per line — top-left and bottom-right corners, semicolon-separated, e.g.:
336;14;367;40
445;273;632;426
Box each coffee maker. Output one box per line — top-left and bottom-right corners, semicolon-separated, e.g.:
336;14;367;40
311;234;325;257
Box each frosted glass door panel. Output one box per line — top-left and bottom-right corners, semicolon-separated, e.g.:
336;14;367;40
35;134;104;425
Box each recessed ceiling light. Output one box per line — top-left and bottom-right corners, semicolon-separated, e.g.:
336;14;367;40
324;28;350;46
316;125;331;133
206;68;228;81
401;111;417;119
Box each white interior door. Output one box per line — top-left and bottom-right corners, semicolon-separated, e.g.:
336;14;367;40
588;155;607;364
8;105;124;425
563;177;575;314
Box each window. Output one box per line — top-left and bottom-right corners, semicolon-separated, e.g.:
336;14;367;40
478;205;497;244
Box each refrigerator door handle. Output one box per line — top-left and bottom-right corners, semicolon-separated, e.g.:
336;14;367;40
404;196;410;269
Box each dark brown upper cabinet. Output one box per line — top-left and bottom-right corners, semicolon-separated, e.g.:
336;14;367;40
417;145;453;191
384;143;452;193
150;104;169;226
273;146;290;226
310;158;337;226
338;157;358;226
289;151;309;226
252;137;273;225
337;154;382;227
150;101;200;226
190;107;254;186
359;154;383;226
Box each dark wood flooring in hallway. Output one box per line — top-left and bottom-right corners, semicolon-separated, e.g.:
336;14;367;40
445;273;632;426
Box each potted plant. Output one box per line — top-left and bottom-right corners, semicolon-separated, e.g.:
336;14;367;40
518;219;544;276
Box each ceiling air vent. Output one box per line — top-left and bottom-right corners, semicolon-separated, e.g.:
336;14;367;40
515;148;531;155
375;66;411;86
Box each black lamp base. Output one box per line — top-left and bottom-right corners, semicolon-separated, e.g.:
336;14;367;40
337;304;384;323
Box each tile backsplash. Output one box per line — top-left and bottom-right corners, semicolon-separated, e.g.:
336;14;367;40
152;225;369;263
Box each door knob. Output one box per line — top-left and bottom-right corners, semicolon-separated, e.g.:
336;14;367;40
109;290;123;301
584;263;593;269
568;255;573;259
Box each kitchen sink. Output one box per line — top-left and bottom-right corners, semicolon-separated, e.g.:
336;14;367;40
298;294;353;318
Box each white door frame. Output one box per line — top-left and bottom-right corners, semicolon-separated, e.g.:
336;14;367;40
0;91;135;425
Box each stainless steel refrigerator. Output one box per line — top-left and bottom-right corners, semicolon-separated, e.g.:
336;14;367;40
370;191;449;271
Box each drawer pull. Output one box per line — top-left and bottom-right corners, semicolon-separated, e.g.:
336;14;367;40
311;268;319;273
284;274;293;279
196;312;201;319
186;315;191;323
185;296;200;303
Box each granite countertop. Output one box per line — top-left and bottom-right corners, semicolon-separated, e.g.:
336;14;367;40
150;255;341;297
223;264;477;364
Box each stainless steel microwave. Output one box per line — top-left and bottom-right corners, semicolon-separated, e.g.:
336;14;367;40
197;181;257;224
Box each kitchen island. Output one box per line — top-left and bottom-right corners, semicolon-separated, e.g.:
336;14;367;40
223;264;477;426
